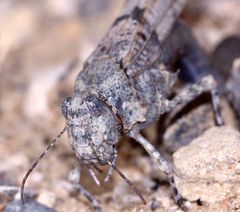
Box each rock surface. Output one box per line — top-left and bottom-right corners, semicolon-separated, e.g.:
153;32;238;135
174;126;240;211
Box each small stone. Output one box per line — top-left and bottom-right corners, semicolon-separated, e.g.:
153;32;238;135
151;197;162;211
37;190;56;208
173;126;240;210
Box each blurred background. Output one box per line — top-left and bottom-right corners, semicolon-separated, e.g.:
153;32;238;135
0;0;240;211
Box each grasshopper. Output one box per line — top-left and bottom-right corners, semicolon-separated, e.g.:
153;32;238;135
21;0;224;211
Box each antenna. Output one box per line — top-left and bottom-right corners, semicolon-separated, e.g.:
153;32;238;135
21;127;67;205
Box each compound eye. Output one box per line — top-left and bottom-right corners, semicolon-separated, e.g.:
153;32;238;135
61;96;72;118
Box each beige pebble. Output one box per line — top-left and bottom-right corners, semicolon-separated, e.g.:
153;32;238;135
174;127;240;210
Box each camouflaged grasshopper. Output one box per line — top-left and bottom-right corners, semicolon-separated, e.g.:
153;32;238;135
21;0;224;211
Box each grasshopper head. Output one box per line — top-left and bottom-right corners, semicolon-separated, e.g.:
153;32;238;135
62;94;118;165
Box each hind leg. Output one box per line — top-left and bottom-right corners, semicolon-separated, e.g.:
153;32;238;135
162;75;224;126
